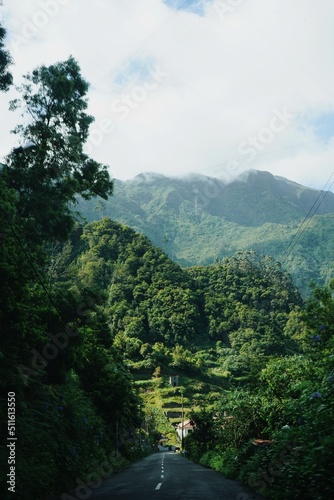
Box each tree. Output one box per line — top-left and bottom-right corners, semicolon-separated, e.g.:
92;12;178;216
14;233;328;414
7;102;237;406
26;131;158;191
304;280;334;346
0;19;12;91
3;56;113;242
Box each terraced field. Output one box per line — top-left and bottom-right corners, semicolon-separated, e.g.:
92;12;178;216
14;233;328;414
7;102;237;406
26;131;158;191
132;366;228;446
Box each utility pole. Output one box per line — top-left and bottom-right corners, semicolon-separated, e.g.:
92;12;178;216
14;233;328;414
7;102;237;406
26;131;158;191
116;419;119;458
181;391;184;452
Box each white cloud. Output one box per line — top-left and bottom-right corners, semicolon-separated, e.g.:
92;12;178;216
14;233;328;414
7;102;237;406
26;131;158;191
1;0;334;190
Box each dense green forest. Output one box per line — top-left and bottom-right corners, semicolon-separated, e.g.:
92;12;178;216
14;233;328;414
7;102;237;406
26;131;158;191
1;20;334;500
78;172;334;297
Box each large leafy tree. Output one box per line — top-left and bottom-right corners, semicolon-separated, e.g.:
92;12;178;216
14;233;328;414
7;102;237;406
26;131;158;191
3;56;113;241
0;54;142;499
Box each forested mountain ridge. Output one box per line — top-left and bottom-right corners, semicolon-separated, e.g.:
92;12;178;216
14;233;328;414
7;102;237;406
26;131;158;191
78;169;334;296
62;218;301;357
55;217;304;405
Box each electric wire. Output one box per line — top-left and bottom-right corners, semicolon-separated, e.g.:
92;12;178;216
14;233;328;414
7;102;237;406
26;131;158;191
280;170;334;265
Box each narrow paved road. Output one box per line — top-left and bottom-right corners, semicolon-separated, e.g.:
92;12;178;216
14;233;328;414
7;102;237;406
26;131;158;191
88;451;265;499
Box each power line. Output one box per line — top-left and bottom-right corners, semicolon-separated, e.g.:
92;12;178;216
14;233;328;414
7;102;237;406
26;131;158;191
281;170;334;265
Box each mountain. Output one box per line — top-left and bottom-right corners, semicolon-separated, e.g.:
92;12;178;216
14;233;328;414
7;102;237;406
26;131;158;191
77;169;334;296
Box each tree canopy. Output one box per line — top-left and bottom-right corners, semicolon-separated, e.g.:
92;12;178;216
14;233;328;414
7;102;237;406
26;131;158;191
0;20;12;91
3;56;113;242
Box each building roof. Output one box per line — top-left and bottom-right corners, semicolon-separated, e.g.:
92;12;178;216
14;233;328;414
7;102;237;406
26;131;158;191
252;439;274;447
177;419;194;430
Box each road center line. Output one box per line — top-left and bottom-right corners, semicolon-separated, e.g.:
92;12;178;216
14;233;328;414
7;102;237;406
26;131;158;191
155;482;162;490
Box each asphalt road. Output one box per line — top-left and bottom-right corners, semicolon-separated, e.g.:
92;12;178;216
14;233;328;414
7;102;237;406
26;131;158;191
87;451;265;500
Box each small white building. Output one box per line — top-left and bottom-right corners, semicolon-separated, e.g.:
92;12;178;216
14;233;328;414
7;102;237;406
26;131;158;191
176;419;194;441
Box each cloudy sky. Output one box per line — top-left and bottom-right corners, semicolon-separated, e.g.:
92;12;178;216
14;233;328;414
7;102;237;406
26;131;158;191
1;0;334;189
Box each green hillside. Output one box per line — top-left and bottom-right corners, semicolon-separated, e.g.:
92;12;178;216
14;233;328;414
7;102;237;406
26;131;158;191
77;170;334;297
59;218;334;499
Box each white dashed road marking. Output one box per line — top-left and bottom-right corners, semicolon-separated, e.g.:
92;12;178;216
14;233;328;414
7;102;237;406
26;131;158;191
155;452;165;490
